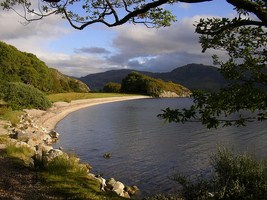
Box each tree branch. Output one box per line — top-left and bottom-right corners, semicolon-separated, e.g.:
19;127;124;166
196;19;265;35
226;0;267;25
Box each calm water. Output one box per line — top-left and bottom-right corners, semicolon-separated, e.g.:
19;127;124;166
55;98;267;196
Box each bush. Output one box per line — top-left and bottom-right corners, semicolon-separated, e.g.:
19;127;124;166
2;82;51;110
103;82;121;93
121;72;190;97
171;148;267;200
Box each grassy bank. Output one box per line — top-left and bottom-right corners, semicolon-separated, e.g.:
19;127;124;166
0;140;124;199
0;92;140;199
46;92;139;103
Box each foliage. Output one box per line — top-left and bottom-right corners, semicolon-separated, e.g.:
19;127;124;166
41;155;124;200
1;0;266;31
0;0;179;29
121;72;190;97
46;92;135;103
103;82;121;93
0;41;89;93
49;68;90;93
159;1;267;128
79;64;227;92
171;148;267;200
1;82;52;110
4;144;35;165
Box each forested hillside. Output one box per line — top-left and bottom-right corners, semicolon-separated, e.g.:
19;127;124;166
121;72;191;97
0;41;89;93
79;64;227;91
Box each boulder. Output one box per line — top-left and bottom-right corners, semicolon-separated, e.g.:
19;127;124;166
10;129;25;139
106;178;116;190
49;130;60;139
125;185;139;196
158;91;179;98
112;181;125;196
44;149;67;162
123;191;130;199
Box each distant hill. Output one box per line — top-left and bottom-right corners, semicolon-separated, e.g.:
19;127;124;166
79;64;227;91
121;72;191;97
0;41;89;93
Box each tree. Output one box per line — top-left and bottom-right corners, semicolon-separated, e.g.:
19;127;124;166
2;0;266;29
2;0;266;127
159;1;267;128
103;82;121;93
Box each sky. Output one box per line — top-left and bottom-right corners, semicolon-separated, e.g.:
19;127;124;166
0;0;235;77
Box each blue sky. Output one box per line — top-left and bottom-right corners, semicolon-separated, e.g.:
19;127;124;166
0;0;234;77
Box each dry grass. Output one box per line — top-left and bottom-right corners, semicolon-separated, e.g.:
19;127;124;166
46;92;136;103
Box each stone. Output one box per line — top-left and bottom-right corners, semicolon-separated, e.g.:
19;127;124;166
112;181;125;196
125;185;139;196
123;191;130;199
88;173;95;179
27;138;38;148
103;152;111;159
158;90;179;98
10;129;25;139
44;137;53;145
36;144;53;153
45;149;67;162
85;163;93;171
15;141;31;149
49;130;60;139
106;178;116;190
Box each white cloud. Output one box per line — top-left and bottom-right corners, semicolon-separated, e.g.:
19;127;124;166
178;2;191;9
0;10;227;77
108;15;219;72
0;10;70;55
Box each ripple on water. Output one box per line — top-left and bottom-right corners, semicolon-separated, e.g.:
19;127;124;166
55;98;267;195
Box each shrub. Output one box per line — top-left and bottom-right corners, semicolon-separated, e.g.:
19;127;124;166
2;82;51;110
103;82;121;93
171;148;267;200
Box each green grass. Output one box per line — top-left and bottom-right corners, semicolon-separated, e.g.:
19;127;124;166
3;144;35;166
0;143;123;200
0;134;9;144
41;155;124;200
0;107;23;126
46;92;138;103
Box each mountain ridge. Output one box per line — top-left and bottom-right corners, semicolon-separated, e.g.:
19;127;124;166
79;64;227;91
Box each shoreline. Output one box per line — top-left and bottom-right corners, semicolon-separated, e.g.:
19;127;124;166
24;95;149;132
0;96;149;199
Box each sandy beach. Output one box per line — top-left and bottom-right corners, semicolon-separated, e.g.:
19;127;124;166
24;96;149;132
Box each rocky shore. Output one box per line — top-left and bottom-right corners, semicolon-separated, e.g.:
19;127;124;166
1;96;148;199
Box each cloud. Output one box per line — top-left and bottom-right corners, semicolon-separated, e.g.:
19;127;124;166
108;15;217;72
39;53;122;77
178;2;191;9
74;47;111;54
0;10;226;77
0;11;69;41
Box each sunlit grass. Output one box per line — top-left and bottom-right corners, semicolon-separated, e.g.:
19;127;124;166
46;92;138;103
0;134;9;144
0;107;23;126
41;155;123;200
3;144;35;166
